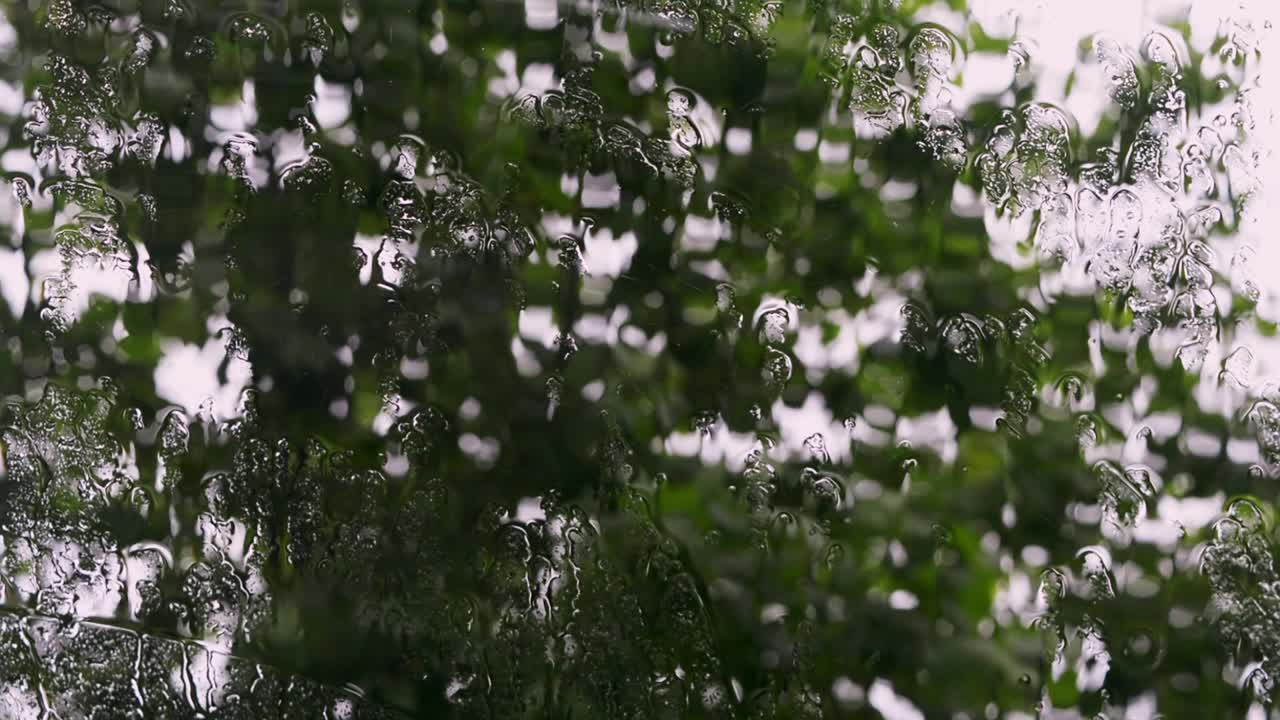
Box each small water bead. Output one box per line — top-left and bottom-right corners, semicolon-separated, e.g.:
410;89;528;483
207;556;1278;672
1142;30;1181;70
1094;35;1139;108
380;180;427;241
1035;192;1078;264
1128;246;1176;320
160;0;192;19
124;29;158;75
897;457;918;493
710;191;751;227
715;282;736;313
693;410;718;436
158;409;190;456
1108;189;1142;242
1095;460;1148;542
918;118;967;170
1247;401;1280;466
1227;497;1267;534
667;111;703;156
450;220;489;257
1071;188;1106;252
761;347;792;388
804;433;830;465
544;376;563;420
342;179;366;206
303;12;336;65
11;176;32;209
756;306;791;345
909;27;955;79
743;473;777;514
766;510;799;544
282;155;335;197
221;133;259;184
391;134;427;180
135;192;158;223
226;12;279;47
852;82;906;134
842;417;857;439
869;24;901;72
1077;548;1117;601
1038;568;1067;608
920;521;950;547
46;0;87;37
1089;240;1136;293
940;315;984;364
806;473;844;515
900;301;934;354
666;88;695;119
185;35;216;62
1247;667;1274;703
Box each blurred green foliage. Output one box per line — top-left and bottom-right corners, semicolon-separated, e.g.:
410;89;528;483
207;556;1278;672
0;0;1274;718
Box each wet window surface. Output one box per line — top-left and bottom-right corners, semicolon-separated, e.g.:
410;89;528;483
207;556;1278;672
0;0;1276;717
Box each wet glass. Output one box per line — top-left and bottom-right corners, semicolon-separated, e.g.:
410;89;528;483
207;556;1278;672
0;0;1276;717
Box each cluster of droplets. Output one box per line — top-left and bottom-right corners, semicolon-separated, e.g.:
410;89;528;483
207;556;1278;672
1021;28;1263;375
622;0;781;53
832;23;909;137
1093;460;1156;546
0;383;412;715
515;68;707;189
1202;499;1280;705
1027;549;1130;714
757;304;794;391
0;375;763;716
908;27;966;169
0;612;389;718
818;17;969;164
0;385;261;642
978;103;1073;218
900;304;1047;435
23;55;123;178
38;181;135;339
